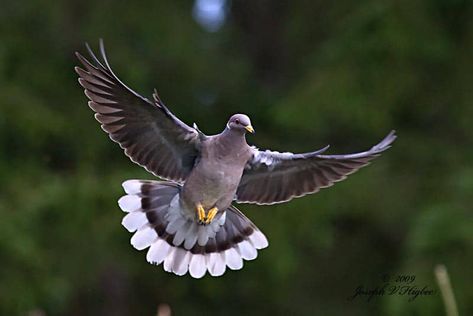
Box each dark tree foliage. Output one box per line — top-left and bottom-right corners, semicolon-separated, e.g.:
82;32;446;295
0;1;472;315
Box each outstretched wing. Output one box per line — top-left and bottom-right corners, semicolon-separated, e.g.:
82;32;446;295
235;131;396;205
75;40;202;182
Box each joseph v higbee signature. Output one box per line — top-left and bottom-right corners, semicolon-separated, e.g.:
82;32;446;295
348;273;437;302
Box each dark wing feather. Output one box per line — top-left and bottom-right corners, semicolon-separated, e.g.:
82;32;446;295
236;131;396;205
75;40;202;182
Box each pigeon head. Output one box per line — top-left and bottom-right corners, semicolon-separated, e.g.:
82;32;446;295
227;114;255;134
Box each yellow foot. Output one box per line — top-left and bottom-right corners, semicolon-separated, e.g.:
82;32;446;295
204;207;218;225
196;204;219;225
196;203;206;224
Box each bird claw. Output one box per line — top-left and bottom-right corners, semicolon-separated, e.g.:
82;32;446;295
196;204;218;225
197;203;206;224
204;207;218;225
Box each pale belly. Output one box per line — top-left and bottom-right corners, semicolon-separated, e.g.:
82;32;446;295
181;160;244;210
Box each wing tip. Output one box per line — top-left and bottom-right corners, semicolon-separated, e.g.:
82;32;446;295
372;129;397;153
75;52;91;70
312;144;330;155
74;66;82;76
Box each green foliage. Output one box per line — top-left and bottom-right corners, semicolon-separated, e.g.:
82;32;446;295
0;0;472;315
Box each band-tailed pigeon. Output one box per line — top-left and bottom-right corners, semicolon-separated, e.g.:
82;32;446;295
75;40;396;278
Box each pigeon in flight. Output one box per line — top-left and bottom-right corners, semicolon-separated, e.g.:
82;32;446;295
75;40;396;278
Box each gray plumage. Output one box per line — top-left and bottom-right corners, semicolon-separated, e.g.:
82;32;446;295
75;40;397;278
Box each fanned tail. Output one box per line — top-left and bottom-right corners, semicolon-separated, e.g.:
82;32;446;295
118;179;268;278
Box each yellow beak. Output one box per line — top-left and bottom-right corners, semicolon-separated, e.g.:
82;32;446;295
245;125;255;134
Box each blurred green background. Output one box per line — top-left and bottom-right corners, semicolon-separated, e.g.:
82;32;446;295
1;0;472;315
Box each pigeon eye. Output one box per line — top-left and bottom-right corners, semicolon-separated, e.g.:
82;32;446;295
235;119;240;124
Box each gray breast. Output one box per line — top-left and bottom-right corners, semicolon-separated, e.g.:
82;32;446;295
181;134;251;210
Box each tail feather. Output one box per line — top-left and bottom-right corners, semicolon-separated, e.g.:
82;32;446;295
118;179;268;278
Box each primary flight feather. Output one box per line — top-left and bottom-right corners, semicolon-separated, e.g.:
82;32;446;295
75;40;396;278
